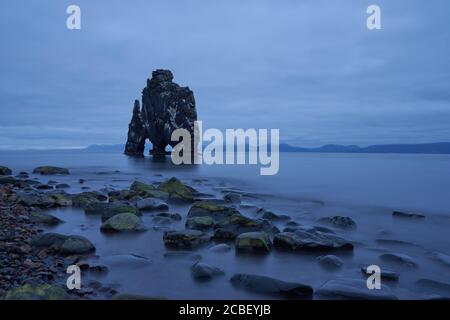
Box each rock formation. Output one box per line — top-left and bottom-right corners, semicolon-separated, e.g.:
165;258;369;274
124;69;198;157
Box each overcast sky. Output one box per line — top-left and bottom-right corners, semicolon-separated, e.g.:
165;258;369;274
1;0;449;149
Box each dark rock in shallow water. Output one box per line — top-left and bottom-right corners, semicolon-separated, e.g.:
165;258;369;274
191;262;224;280
72;191;107;208
317;255;344;270
317;279;397;300
32;166;69;175
136;198;168;211
431;252;450;268
60;235;96;254
235;232;271;253
163;230;209;248
187;201;240;220
380;253;418;267
212;228;238;240
361;265;399;281
31;233;95;255
274;229;353;252
158;177;195;202
29;212;63;226
260;210;290;221
35;183;54;190
0;166;12;175
16;191;55;208
392;211;425;219
318;216;356;229
224;192;241;204
85;202;140;221
230;274;313;299
55;183;70;189
101;213;147;233
124;69;198;158
186;216;215;230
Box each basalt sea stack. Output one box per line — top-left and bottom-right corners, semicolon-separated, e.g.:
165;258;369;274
124;69;198;157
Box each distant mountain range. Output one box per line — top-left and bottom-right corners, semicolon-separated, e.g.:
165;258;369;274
84;142;450;154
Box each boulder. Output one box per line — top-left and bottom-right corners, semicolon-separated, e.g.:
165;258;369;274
260;210;290;221
130;181;156;195
188;201;240;220
108;189;140;202
361;265;399;281
230;274;313;299
235;232;271;253
55;183;70;189
16;191;55;208
2;284;68;300
163;230;209;248
380;253;418;267
0;165;12;175
392;211;425;219
317;279;397;300
29;212;63;226
224;192;241;204
154;212;182;221
47;191;73;206
60;235;96;254
318;216;357;229
100;213;147;233
0;176;17;185
72;191;107;208
317;255;344;270
273;229;353;252
191;262;224;280
158;177;195;202
31;233;95;254
86;202;140;222
124;69;198;158
212;228;238;240
186;216;215;230
136;198;169;211
32;166;70;175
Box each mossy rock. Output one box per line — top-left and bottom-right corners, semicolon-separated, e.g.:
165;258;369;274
0;165;12;175
212;228;238;240
72;191;106;208
85;202;140;221
108;189;140;202
2;284;69;300
101;213;147;233
216;214;275;234
235;232;271;253
186;216;215;230
130;181;156;194
158;177;194;202
163;230;209;248
30;212;63;226
187;201;240;222
32;166;70;175
48;191;73;206
60;235;96;254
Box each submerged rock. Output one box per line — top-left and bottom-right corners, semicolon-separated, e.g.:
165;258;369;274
380;253;418;267
32;166;70;175
235;232;271;253
55;183;70;189
2;284;68;300
136;198;169;211
392;211;425;219
186;216;215;230
29;212;63;226
318;216;357;229
317;279;397;300
0;166;12;175
230;274;313;299
191;262;224;280
101;213;147;233
224;192;241;204
31;233;95;255
361;265;399;281
431;252;450;268
72;191;107;208
124;69;198;158
317;255;344;270
158;177;195;202
60;235;96;254
163;230;209;248
273;229;353;252
259;210;290;221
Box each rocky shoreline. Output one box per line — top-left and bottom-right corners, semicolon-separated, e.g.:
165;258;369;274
1;164;449;300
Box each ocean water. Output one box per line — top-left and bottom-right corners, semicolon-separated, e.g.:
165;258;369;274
1;150;449;299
